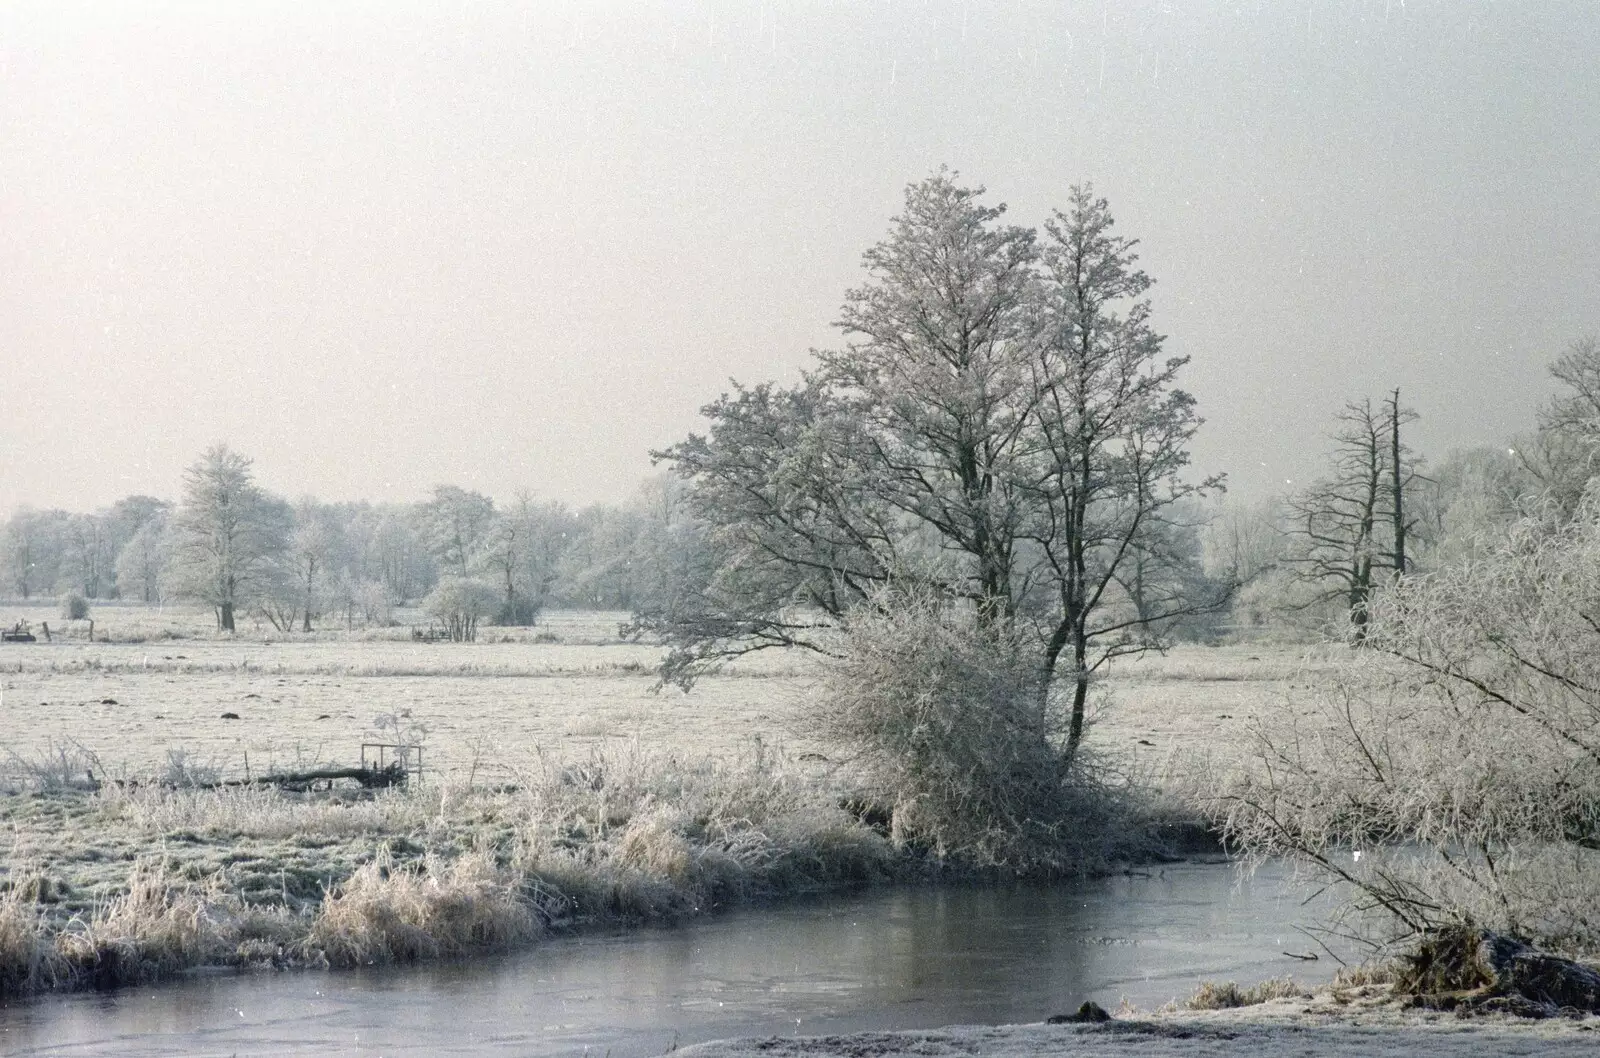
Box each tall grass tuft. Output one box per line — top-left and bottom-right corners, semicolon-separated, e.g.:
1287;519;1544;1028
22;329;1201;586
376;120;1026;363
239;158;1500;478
0;877;71;997
57;861;227;988
1184;976;1310;1010
308;848;540;966
0;740;894;999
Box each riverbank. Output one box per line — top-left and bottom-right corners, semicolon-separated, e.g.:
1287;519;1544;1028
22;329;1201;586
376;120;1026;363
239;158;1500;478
0;742;910;998
0;739;1209;1001
679;991;1600;1058
0;862;1358;1056
0;623;1321;1003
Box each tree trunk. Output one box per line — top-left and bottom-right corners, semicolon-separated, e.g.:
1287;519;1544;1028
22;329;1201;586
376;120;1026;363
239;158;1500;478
1389;388;1407;579
301;556;316;632
220;601;235;632
1350;588;1370;643
1061;634;1090;770
1063;668;1089;769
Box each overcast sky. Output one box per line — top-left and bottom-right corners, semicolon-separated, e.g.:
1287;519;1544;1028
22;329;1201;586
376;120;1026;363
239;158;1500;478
3;1;1596;513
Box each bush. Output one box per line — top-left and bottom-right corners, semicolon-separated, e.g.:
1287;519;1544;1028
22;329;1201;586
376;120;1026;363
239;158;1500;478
1221;507;1600;952
59;592;89;621
420;577;499;642
814;588;1127;874
495;595;542;627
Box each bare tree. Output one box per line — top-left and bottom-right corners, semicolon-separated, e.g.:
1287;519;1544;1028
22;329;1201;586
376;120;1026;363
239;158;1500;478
1284;396;1420;641
1387;389;1411;577
1202;497;1284;587
169;445;289;632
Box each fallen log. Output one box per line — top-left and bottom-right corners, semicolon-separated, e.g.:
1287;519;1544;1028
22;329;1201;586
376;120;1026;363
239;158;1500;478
113;763;408;793
221;764;408;791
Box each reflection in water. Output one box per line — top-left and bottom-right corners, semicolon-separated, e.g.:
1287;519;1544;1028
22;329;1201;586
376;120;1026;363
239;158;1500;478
0;861;1342;1058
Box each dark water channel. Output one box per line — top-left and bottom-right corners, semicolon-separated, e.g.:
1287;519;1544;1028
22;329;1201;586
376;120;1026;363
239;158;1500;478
0;860;1345;1058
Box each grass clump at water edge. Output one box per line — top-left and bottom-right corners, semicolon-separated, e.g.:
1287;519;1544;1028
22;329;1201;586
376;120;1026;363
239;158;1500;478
0;740;894;998
1181;975;1312;1010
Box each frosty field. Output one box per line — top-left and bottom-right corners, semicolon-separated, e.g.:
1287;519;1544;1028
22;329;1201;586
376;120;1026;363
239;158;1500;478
0;605;1337;788
0;601;1357;1003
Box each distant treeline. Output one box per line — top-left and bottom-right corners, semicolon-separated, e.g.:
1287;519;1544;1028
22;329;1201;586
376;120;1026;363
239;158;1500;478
6;330;1596;641
0;462;695;631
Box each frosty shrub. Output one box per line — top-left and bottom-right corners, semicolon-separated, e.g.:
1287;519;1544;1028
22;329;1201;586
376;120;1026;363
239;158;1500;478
421;577;498;642
58;592;89;621
1222;508;1600;951
815;589;1124;874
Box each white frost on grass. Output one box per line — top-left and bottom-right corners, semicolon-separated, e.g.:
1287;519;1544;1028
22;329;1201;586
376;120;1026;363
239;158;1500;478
679;998;1600;1058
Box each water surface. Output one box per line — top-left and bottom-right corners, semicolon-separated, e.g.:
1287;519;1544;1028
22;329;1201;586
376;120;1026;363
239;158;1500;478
0;860;1343;1058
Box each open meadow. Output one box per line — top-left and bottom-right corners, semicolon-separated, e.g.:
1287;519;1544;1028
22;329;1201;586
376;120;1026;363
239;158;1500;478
0;603;1339;789
0;601;1349;999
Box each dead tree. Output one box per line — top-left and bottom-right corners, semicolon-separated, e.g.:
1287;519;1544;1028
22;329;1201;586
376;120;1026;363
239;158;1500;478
1285;396;1421;641
1387;388;1421;578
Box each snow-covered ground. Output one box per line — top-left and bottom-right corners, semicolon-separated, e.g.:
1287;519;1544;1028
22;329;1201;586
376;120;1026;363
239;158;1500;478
681;992;1600;1058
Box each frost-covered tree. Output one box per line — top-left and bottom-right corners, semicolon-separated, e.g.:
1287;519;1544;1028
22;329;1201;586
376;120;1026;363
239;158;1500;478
643;171;1221;770
1519;335;1600;519
58;512;112;599
422;486;495;579
368;504;434;603
1411;446;1540;567
104;495;171;597
1;508;67;600
1225;504;1600;950
287;500;342;631
114;512;171;604
168;445;289;632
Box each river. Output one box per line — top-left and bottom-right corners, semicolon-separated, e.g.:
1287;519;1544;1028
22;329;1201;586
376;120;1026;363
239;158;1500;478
0;859;1346;1058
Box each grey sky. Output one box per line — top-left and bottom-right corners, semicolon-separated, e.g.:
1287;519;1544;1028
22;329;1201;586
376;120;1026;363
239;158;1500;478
3;1;1596;512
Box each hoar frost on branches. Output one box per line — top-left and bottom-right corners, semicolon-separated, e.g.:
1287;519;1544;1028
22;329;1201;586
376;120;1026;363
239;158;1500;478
1223;504;1600;951
814;586;1131;871
639;171;1224;776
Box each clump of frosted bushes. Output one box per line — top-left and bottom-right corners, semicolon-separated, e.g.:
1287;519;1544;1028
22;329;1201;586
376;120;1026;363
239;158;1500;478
814;589;1144;875
1222;508;1600;952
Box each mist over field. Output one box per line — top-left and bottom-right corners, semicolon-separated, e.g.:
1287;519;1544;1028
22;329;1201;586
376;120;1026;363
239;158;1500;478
3;1;1596;514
